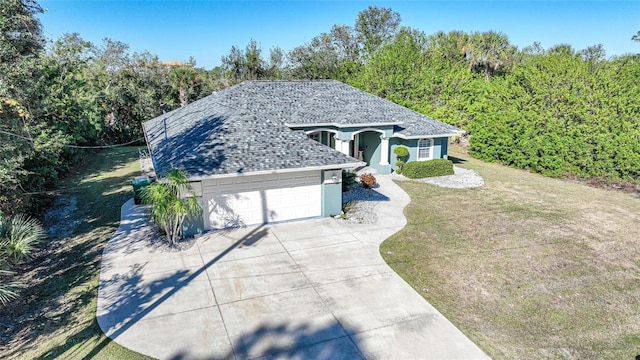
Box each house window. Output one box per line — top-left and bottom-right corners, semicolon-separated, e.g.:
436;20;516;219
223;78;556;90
309;132;320;142
417;138;433;160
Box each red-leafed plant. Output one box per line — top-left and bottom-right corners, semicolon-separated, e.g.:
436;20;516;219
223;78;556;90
360;173;377;189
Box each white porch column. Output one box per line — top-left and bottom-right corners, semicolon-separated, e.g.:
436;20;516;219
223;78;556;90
335;139;351;156
379;136;390;165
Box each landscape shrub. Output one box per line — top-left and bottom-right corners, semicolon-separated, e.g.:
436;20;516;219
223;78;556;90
342;170;358;192
402;159;454;179
393;146;409;158
393;146;410;174
0;212;45;305
360;173;377;188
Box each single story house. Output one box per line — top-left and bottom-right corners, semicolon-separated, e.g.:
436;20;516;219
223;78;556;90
142;80;462;232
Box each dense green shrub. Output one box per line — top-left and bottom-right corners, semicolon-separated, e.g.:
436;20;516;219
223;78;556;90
393;146;410;158
351;28;640;185
393;146;410;174
342;170;358;192
467;54;640;183
402;159;454;179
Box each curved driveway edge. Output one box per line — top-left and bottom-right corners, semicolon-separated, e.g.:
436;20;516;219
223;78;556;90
97;175;490;359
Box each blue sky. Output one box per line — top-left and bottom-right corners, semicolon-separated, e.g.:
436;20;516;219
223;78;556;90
39;1;639;69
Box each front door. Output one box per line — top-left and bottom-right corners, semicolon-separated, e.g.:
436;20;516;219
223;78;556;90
359;132;382;167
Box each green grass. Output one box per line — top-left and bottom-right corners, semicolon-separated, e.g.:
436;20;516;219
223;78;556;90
381;146;640;359
0;147;153;359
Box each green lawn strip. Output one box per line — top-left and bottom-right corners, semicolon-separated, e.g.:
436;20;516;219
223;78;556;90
0;147;153;359
381;148;640;359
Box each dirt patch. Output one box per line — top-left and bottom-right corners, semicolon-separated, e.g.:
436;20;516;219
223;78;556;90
42;196;84;239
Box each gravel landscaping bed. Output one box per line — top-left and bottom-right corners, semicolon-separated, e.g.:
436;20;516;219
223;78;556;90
340;185;388;225
339;167;484;224
391;165;484;188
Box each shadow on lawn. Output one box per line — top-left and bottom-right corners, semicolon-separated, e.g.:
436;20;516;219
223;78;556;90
0;147;145;359
448;155;467;164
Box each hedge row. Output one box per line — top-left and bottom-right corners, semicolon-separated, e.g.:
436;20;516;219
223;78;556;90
402;159;454;179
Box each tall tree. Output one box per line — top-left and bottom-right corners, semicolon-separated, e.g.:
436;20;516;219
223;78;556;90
88;43;174;143
465;31;514;82
353;27;427;103
426;30;470;63
329;25;360;62
288;25;360;80
355;6;401;57
0;0;45;214
288;34;341;79
579;44;606;65
19;33;99;200
221;39;267;82
170;66;200;107
38;33;98;143
266;46;287;79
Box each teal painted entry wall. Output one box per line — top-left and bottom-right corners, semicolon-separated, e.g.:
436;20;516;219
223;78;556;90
355;131;390;174
321;170;343;216
390;137;450;172
294;124;451;175
337;125;394;141
183;200;205;237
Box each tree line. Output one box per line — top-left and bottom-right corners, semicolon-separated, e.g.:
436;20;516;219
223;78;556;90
1;0;227;214
219;8;639;185
2;0;639;216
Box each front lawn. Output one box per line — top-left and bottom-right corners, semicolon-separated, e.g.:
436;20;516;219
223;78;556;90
0;147;152;359
381;147;640;359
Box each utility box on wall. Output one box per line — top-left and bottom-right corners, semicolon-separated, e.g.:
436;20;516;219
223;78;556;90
323;170;342;184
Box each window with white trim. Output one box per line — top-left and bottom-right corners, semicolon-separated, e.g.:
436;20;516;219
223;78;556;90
417;138;433;160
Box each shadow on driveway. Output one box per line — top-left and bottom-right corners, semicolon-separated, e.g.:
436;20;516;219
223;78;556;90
98;224;269;342
168;322;364;360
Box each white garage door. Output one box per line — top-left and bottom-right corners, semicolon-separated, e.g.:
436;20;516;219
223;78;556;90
202;171;321;230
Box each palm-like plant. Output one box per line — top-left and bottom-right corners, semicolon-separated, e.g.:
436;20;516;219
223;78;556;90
465;31;514;82
141;168;201;246
0;213;45;305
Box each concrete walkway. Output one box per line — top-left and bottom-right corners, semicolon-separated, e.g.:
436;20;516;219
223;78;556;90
97;176;489;359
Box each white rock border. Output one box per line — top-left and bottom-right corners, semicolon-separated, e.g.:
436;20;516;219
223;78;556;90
390;165;484;188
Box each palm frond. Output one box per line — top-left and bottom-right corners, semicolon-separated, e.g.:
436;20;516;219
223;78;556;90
0;212;8;239
140;168;202;245
4;214;45;263
0;269;23;306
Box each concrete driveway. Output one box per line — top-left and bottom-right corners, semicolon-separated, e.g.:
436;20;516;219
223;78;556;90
97;176;489;359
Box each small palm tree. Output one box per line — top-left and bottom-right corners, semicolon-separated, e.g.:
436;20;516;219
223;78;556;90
465;31;514;82
0;213;45;305
141;168;202;246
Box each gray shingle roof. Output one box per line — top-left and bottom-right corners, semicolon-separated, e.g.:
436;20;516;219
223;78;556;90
143;94;362;178
391;110;462;138
142;80;461;177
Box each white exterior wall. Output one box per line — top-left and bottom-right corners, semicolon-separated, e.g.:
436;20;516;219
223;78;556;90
201;171;321;229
